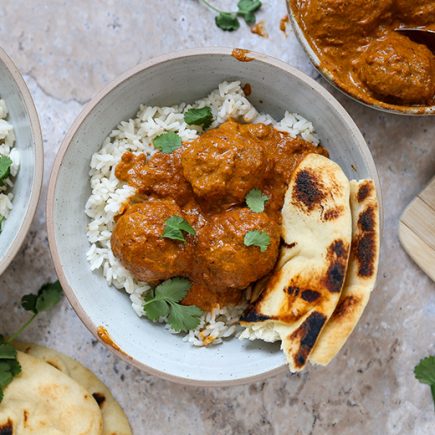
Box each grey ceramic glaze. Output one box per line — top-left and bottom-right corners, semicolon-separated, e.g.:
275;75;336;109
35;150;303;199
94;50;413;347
48;48;381;385
0;48;43;276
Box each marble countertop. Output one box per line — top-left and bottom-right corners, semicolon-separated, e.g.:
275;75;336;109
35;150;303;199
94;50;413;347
0;1;434;433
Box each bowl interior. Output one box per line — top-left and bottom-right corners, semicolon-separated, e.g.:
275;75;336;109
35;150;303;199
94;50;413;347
50;49;381;385
286;3;435;116
0;50;42;275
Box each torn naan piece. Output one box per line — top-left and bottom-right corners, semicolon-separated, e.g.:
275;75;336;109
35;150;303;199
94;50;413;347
240;153;352;372
310;179;379;366
14;342;132;435
0;351;103;435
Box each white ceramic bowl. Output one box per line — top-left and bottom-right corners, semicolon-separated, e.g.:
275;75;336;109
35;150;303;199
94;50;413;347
47;48;381;386
0;48;43;276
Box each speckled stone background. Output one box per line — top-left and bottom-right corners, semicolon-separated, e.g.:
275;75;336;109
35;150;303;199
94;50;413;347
0;1;434;434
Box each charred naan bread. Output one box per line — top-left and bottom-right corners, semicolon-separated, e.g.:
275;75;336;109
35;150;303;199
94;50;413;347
310;179;379;365
240;153;352;372
0;351;103;434
14;342;132;435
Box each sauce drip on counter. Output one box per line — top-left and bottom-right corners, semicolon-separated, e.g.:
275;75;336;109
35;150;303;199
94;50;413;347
291;0;435;107
112;120;327;311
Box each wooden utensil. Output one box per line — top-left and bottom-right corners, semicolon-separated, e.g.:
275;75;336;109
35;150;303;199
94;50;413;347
399;176;435;281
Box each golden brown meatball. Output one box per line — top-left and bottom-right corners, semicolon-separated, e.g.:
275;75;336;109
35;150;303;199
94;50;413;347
181;120;270;206
358;33;435;104
299;0;392;46
395;0;435;25
115;149;193;206
111;199;193;283
193;208;280;290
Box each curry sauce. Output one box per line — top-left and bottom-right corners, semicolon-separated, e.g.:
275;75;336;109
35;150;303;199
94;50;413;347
112;120;326;311
290;0;435;108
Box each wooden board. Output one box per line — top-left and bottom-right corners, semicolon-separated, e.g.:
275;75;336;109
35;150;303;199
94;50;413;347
399;176;435;282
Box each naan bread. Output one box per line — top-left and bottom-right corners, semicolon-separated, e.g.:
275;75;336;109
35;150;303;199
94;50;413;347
240;153;352;372
310;179;379;365
15;342;132;435
0;351;103;434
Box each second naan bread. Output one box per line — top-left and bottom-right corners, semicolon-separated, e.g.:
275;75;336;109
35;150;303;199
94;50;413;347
240;153;352;372
310;179;380;365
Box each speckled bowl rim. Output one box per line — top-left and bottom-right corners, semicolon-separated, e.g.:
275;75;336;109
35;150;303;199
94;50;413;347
286;2;435;116
47;47;382;386
0;47;43;276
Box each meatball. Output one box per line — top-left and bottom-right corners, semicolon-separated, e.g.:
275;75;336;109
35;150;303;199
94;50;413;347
300;0;392;46
358;33;435;104
395;0;435;25
193;208;280;290
111;199;193;283
115;149;193;205
181;120;270;206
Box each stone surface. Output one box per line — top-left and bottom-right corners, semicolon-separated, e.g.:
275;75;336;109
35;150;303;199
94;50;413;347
0;1;434;434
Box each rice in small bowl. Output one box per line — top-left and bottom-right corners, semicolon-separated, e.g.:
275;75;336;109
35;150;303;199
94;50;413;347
48;48;380;385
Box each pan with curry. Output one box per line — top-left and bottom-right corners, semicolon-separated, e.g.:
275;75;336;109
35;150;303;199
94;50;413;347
288;0;435;113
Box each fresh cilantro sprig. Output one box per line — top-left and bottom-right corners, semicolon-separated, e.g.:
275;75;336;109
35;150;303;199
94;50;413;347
414;355;435;411
246;188;269;213
153;132;182;154
163;216;196;242
184;106;214;129
0;280;63;402
198;0;262;31
143;278;203;332
0;156;12;183
244;230;270;252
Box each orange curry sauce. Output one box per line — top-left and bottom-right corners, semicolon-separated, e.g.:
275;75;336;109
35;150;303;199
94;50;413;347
112;120;326;311
290;0;435;107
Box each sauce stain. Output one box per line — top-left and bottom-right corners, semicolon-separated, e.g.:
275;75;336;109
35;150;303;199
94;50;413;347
280;15;289;34
97;326;126;355
251;20;268;38
242;83;252;96
231;48;255;62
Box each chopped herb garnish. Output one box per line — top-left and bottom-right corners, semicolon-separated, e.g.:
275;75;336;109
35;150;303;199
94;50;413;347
237;0;262;24
153;132;182;154
0;280;63;402
414;355;435;411
163;215;196;242
215;12;240;31
0;215;4;232
184;107;214;129
198;0;262;31
246;188;269;213
244;230;270;252
143;278;203;332
0;156;12;182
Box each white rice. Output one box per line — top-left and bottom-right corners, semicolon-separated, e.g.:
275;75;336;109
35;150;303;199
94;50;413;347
0;99;19;230
85;81;318;346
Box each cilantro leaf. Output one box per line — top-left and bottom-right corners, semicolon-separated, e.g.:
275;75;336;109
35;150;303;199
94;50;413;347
237;0;262;24
21;281;63;314
415;356;435;385
142;278;202;332
143;299;169;321
163;215;196;242
0;344;16;360
415;355;435;411
246;188;269;213
244;230;270;252
0;156;12;182
153;132;182;154
0;215;4;231
167;303;203;332
184;107;214;129
215;12;240;31
155;277;191;303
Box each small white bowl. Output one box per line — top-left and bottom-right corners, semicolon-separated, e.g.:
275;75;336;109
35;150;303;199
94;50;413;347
47;48;381;386
0;48;43;276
